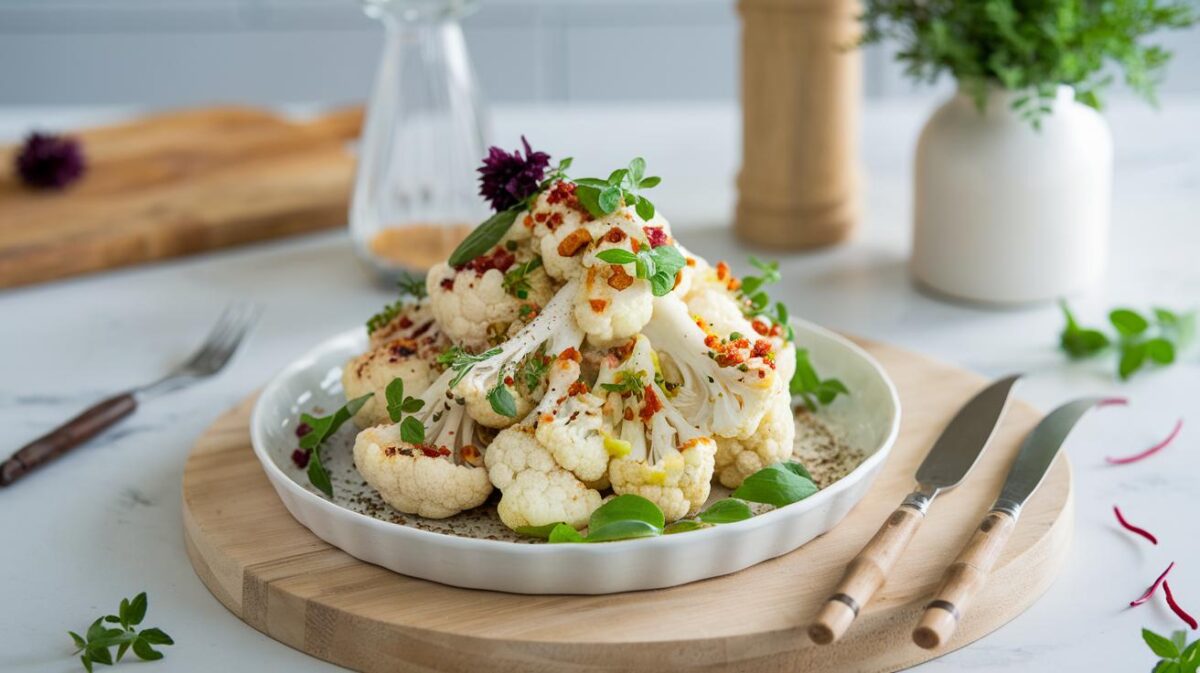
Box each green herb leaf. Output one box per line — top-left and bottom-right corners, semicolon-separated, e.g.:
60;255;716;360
299;394;373;450
584;520;662;543
663;520;709;534
646;244;686;297
307;452;333;497
448;207;520;267
1059;301;1111;358
573;177;609;188
790;348;848;409
439;346;502;388
125;593;147;627
628;157;646;183
70;593;174;671
502;256;543;299
1146;629;1182;659
599;369;646;398
384;378;407;422
399;416;425;444
698;498;754;524
1119;342;1147;380
396;271;427;300
1145;337;1176;365
488;383;518;418
70;631;87;651
131;639;163;662
547;523;587;543
1111;308;1150;337
514;522;564;539
589;494;666;531
595;249;639;265
639;176;661;189
634;196;655;221
733;463;819;507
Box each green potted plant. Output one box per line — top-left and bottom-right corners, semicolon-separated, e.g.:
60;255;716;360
860;0;1196;304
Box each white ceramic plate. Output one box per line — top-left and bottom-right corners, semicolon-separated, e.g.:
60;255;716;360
250;320;900;594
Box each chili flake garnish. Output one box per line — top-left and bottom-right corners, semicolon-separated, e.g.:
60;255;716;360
1112;505;1158;545
557;228;593;257
1164;581;1199;630
639;386;663;421
1107;418;1184;465
1131;562;1175;607
643;226;669;247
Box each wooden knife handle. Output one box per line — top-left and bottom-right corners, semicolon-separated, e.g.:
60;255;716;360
809;503;926;644
913;510;1016;649
0;392;137;487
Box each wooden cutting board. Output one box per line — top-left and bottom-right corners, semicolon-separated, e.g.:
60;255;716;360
0;106;363;289
182;339;1073;673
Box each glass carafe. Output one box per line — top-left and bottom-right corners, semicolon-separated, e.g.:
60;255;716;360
351;0;488;284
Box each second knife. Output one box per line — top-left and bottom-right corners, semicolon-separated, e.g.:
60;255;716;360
809;374;1020;645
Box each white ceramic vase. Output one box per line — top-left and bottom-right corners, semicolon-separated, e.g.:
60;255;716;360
912;85;1112;305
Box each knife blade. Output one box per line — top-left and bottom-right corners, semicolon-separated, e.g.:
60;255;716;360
809;374;1021;645
912;397;1105;649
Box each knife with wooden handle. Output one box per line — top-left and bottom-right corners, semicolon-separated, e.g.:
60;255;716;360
912;397;1104;649
809;374;1020;645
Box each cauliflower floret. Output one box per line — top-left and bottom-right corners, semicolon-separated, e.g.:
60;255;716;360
353;369;492;519
644;294;780;440
713;390;796;488
425;251;554;351
484;354;606;530
346;299;450;428
449;279;584;429
574;231;654;347
523;182;599;282
599;336;716;522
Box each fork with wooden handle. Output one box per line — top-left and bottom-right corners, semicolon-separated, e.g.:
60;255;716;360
913;397;1103;649
809;375;1020;645
0;303;258;487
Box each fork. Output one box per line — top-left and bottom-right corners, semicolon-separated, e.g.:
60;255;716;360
0;303;259;487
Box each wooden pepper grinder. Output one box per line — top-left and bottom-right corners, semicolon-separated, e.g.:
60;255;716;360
736;0;861;248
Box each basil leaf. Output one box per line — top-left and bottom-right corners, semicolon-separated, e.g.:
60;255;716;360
595;249;639;265
1110;308;1150;337
547;523;587;543
585;520;662;543
698;498;753;524
663;520;708;534
732;463;818;507
649;271;676;297
1146;629;1182;659
514;522;566;539
447;207;520;267
488;385;518;418
589;494;665;530
307;450;333;497
399;416;425;444
781;461;813;481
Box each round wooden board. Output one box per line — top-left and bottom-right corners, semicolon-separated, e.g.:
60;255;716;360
182;339;1072;673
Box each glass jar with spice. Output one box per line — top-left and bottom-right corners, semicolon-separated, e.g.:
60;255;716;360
351;0;489;284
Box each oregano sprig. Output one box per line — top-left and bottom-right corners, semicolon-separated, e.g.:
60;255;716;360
573;157;661;221
384;378;425;444
366;272;428;335
68;592;174;672
297;393;373;496
599;369;647;399
1143;628;1200;673
737;257;795;341
437;346;501;388
595;243;686;296
1058;301;1195;380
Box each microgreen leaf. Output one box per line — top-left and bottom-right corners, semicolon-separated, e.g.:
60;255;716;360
1145;338;1176;365
732;462;819;507
697;498;753;524
628;157;646;183
639;175;661;189
447;207;520;268
519;347;550;392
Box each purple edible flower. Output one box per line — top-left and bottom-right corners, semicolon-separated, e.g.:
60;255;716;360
15;132;86;190
477;136;550;212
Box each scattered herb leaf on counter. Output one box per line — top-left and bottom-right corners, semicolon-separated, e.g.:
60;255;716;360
516;462;817;543
790;348;849;410
1058;301;1196;380
1143;628;1200;673
68;592;174;672
298;393;373;497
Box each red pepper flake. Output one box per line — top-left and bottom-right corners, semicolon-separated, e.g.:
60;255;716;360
704;334;720;349
604;227;627;243
639;386;663;421
589;298;608;313
1107;418;1184;465
685;257;696;267
560;346;582;362
545;181;592;220
523;214;534;228
458;246;516;275
1098;397;1130;408
630;239;641;253
503;376;514;386
1113;505;1158;545
419;446;441;458
607;265;634;290
535;212;548;223
548;212;564;228
568;380;588;396
751;320;770;336
295;422;312;438
751;339;771;358
1164;581;1198;630
461;444;483;467
643;226;669;247
1131;562;1175;606
290;449;310;468
440;277;455;290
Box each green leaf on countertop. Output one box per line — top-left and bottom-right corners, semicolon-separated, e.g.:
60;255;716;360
1146;628;1182;659
733;462;819;507
69;593;173;671
1110;308;1151;337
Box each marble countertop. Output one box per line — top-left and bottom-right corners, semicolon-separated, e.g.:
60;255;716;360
1;99;1197;672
